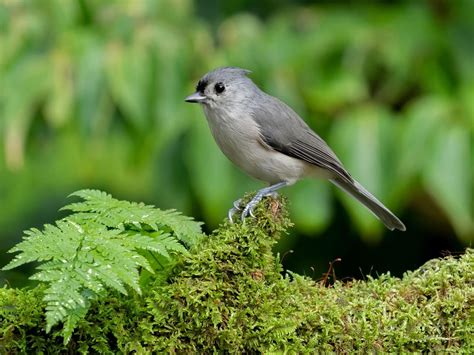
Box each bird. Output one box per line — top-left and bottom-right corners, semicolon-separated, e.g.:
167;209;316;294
185;67;405;231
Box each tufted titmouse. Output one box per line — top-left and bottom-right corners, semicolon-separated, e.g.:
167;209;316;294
185;67;405;231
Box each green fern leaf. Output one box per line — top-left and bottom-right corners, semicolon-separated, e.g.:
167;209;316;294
61;301;90;344
123;233;190;259
2;189;200;343
63;189;203;246
149;209;203;246
3;221;84;270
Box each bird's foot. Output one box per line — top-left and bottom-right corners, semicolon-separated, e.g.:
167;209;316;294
228;182;288;223
228;194;267;223
241;193;265;220
240;191;279;221
265;191;279;199
228;198;242;223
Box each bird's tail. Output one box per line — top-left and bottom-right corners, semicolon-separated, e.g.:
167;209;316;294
330;177;406;231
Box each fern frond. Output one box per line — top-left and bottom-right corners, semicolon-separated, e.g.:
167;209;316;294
149;209;203;246
42;274;91;344
2;189;201;343
3;220;84;270
43;277;87;331
64;189;203;246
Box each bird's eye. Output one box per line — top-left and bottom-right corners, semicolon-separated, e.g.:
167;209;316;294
214;82;225;94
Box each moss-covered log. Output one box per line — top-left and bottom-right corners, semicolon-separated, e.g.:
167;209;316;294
1;197;472;353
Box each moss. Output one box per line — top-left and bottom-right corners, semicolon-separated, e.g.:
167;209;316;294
1;196;473;353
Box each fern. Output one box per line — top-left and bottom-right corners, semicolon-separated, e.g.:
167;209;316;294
2;190;203;343
63;189;202;246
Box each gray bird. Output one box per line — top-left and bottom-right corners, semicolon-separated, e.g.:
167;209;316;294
185;67;406;231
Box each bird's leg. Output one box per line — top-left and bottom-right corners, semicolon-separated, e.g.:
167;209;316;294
240;182;287;221
265;191;279;199
228;198;242;223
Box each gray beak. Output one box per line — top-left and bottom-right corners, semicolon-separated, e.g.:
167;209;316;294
185;92;207;103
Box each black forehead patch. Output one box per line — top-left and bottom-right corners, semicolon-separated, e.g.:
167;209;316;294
196;79;208;93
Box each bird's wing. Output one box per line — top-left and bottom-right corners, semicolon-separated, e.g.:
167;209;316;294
251;94;353;183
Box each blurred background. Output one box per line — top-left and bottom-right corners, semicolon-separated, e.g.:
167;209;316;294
0;0;472;286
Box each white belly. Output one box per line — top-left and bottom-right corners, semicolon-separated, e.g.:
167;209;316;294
203;106;313;185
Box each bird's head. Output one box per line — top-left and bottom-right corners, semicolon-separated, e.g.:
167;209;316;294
185;67;256;109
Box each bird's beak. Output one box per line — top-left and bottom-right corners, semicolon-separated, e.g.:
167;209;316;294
185;92;207;103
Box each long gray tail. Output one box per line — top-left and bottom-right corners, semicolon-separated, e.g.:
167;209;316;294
330;177;406;231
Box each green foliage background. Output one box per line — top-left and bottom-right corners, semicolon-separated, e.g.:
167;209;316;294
0;0;473;284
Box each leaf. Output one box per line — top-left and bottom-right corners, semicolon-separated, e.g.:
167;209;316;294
64;189;202;246
423;124;473;241
42;277;85;324
1;56;52;170
2;190;197;342
75;36;108;134
106;40;152;130
398;97;450;180
3;221;83;270
45;49;74;127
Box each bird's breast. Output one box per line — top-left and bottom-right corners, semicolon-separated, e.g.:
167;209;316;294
203;106;260;162
202;106;309;184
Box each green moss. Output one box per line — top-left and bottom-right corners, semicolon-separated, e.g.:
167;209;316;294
1;197;473;353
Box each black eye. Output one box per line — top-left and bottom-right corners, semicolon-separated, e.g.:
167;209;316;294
214;82;225;94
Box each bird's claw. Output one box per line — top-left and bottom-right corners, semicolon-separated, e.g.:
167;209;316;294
228;195;262;223
228;199;242;223
240;194;264;221
228;184;285;223
233;199;242;209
